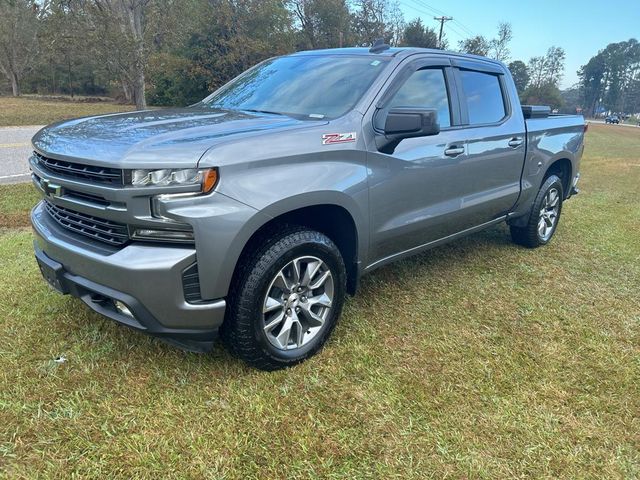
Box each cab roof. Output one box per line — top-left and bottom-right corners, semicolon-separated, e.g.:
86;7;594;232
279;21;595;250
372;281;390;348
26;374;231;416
290;47;505;67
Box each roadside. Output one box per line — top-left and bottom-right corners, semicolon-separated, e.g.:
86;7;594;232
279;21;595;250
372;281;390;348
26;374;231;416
587;119;640;128
0;126;43;185
0;96;136;127
0;96;137;184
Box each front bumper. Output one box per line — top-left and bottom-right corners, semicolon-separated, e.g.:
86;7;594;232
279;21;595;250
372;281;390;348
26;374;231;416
31;201;226;350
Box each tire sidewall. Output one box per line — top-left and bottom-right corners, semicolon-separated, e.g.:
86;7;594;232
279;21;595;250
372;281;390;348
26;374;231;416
245;235;346;363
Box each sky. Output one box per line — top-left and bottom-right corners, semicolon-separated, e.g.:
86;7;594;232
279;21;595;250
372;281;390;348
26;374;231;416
398;0;640;89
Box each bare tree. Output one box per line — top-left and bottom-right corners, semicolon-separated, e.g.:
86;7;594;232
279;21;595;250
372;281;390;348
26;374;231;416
543;46;565;87
351;0;404;46
291;0;351;49
89;0;151;109
489;22;512;62
458;35;490;57
528;56;546;89
0;0;42;96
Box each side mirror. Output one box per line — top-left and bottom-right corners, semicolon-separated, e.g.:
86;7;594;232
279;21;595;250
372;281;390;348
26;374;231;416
377;107;440;153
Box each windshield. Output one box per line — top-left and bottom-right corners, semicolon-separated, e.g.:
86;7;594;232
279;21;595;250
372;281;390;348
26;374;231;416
202;55;390;119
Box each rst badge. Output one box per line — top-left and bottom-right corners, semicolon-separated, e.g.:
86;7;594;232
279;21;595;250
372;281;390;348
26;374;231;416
322;132;357;145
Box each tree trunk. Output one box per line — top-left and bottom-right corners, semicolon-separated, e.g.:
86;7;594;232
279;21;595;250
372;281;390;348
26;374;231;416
121;77;132;103
10;72;20;96
131;70;146;110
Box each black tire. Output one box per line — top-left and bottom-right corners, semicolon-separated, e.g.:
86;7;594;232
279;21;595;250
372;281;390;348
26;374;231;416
221;226;347;370
510;174;564;248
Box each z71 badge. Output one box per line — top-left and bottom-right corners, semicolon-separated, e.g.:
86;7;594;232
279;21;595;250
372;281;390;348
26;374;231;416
322;132;357;145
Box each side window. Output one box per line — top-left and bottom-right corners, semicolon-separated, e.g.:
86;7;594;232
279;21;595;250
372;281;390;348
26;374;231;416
459;70;506;124
389;68;451;128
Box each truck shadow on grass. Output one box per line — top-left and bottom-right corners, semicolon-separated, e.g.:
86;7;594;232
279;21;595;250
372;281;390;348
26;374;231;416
60;223;523;376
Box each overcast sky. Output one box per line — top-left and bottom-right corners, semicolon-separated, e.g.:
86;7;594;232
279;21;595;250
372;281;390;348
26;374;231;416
398;0;640;89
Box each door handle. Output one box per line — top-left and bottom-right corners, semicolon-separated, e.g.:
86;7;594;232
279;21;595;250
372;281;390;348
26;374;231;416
444;146;465;157
508;137;523;148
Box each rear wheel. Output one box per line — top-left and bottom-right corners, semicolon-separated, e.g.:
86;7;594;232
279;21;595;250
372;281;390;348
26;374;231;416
221;226;346;370
510;174;563;248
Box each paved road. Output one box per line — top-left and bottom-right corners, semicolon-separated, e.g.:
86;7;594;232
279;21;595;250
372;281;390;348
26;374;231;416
587;120;640;128
0;125;43;185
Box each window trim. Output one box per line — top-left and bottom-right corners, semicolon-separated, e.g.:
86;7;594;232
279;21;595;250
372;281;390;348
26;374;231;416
454;66;512;128
372;57;461;132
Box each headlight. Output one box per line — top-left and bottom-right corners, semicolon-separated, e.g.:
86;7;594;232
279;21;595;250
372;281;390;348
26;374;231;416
129;168;218;193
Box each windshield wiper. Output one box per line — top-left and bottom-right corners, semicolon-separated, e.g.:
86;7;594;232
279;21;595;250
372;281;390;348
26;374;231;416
242;109;286;116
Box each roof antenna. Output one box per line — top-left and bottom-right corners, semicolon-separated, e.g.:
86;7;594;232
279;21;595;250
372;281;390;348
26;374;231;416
369;38;390;54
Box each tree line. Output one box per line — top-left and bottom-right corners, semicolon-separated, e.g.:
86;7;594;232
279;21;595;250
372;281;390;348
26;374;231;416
578;39;640;116
2;0;635;116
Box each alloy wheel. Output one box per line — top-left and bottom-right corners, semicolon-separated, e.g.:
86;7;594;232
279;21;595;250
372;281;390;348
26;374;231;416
538;187;560;241
262;256;334;350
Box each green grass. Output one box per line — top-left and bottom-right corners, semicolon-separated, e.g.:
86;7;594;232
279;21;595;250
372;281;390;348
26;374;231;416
0;124;638;478
0;96;136;127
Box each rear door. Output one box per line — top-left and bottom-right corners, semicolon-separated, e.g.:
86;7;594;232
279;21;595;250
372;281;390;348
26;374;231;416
450;59;526;221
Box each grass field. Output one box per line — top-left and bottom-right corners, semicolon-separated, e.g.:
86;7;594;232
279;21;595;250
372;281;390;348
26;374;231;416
0;96;136;127
0;124;638;478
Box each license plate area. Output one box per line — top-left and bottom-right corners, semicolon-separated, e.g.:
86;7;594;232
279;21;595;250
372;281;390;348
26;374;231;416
36;254;68;294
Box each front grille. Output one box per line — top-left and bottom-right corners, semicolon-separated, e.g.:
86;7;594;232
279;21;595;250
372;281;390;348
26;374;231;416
44;201;129;246
65;190;110;206
182;263;202;303
34;152;124;186
33;172;110;206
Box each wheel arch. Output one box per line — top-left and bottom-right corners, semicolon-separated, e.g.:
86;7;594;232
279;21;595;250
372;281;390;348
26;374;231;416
543;157;573;199
228;194;366;297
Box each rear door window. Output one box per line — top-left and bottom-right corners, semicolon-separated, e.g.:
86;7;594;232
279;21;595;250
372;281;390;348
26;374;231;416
389;68;451;128
459;70;506;124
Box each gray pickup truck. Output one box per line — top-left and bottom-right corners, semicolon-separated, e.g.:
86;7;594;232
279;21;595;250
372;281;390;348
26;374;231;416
30;45;585;370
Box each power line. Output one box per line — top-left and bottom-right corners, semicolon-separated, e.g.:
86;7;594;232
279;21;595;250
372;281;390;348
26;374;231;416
433;16;453;48
452;19;476;37
409;0;478;37
446;24;468;42
400;0;472;43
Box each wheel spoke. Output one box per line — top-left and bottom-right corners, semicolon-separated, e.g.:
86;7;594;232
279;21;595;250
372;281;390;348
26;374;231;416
294;320;305;347
275;315;294;348
264;311;286;333
308;292;332;308
301;260;322;287
291;259;302;285
273;271;291;292
263;295;284;314
299;304;324;327
538;217;546;236
549;189;558;207
308;270;331;290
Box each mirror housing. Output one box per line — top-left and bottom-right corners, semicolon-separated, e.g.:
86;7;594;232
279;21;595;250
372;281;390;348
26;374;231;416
377;107;440;153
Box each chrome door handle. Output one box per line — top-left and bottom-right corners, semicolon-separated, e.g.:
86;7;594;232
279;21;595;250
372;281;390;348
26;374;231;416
508;137;523;148
444;146;465;157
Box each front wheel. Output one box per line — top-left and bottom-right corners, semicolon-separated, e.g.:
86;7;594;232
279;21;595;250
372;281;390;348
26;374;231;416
221;226;346;370
510;175;564;248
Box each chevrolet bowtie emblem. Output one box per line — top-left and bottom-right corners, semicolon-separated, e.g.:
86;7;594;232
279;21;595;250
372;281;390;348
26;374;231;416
40;178;63;198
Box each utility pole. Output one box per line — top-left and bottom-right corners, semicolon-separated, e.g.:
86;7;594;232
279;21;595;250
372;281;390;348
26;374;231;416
434;16;453;48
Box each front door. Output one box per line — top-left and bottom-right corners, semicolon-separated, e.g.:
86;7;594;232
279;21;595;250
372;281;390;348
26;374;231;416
366;57;525;265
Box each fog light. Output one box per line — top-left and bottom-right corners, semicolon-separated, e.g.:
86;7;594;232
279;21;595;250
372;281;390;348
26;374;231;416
114;300;134;318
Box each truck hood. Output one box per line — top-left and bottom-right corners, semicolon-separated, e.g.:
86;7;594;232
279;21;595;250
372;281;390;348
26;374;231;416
32;106;319;168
